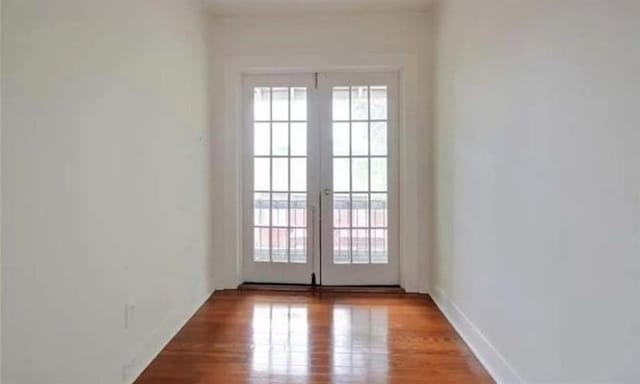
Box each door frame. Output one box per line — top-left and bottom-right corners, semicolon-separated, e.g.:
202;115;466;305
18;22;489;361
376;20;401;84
215;52;428;293
241;71;400;286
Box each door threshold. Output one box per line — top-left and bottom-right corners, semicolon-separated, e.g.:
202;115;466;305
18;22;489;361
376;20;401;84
238;283;405;294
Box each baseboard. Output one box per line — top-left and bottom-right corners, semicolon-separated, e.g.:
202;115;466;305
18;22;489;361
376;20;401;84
432;286;525;384
125;286;215;384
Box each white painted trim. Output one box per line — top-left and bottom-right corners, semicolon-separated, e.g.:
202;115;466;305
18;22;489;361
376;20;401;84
126;287;215;384
432;286;526;384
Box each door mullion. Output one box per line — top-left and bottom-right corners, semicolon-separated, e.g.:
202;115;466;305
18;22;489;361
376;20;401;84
269;87;273;263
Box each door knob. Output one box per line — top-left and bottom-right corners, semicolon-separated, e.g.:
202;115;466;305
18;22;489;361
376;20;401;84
324;188;332;196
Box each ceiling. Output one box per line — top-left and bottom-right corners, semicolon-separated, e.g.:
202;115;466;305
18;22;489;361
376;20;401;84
203;0;436;17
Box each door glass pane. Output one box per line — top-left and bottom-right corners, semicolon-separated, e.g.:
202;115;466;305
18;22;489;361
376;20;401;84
371;229;388;264
254;88;270;121
290;229;306;263
291;88;307;121
333;193;350;228
351;194;369;228
371;193;387;228
272;87;289;121
271;193;288;227
290;193;306;227
333;87;350;121
333;158;350;192
254;123;270;156
351;122;368;156
290;123;307;156
371;158;387;192
351;158;368;192
254;228;270;262
252;86;308;264
254;193;270;226
272;158;288;191
333;122;349;156
254;158;270;191
370;122;387;156
272;122;288;156
290;158;306;192
333;229;350;264
331;84;390;265
370;86;387;120
352;229;369;264
351;86;368;121
271;228;288;262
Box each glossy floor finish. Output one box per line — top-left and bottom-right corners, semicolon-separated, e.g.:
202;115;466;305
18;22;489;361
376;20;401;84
135;291;494;384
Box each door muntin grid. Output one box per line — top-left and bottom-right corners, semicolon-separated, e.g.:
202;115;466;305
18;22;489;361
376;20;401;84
253;86;308;264
332;85;389;265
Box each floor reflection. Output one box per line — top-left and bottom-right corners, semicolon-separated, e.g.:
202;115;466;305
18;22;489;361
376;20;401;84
251;303;309;382
332;306;389;383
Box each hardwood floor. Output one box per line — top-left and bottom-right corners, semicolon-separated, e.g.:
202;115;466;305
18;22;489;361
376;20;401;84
135;290;494;384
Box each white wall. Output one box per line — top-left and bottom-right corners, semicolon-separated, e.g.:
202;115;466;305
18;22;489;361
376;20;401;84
1;1;214;383
208;12;434;292
433;0;640;382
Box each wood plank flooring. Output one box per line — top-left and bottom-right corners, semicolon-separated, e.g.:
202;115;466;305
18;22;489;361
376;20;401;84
135;290;494;384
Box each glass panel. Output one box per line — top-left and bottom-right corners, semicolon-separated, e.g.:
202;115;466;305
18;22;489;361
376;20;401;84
272;158;288;191
271;228;288;262
352;158;369;192
371;193;388;228
254;192;270;226
254;158;270;191
370;86;387;120
333;229;350;264
333;122;349;156
371;158;387;191
254;123;270;156
290;158;306;192
333;87;350;121
290;123;307;156
290;193;306;227
254;87;270;121
272;87;289;121
351;193;369;228
254;227;270;262
333;158;350;192
351;86;368;121
271;193;288;227
370;122;387;156
371;229;388;264
333;193;350;228
351;122;368;156
352;229;369;264
290;228;306;263
272;122;288;156
290;87;307;121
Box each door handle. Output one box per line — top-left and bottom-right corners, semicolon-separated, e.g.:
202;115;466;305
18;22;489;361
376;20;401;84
323;188;332;196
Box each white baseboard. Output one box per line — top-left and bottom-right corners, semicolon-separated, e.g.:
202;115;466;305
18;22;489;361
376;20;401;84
125;286;216;384
432;286;526;384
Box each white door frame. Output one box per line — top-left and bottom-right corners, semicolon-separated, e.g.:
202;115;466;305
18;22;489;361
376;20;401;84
215;53;429;293
242;71;400;286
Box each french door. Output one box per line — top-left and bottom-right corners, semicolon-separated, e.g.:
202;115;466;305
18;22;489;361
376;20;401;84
243;72;399;286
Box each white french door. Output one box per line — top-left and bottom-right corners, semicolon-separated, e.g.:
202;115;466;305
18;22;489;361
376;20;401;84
243;72;399;286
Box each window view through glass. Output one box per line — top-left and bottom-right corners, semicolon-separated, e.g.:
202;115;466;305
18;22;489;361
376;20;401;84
253;87;308;263
332;86;389;264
